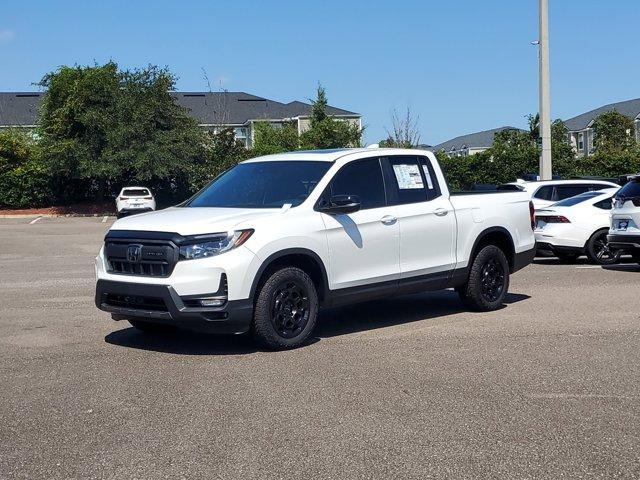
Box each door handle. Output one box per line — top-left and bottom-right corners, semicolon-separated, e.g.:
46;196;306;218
434;208;448;217
380;215;397;225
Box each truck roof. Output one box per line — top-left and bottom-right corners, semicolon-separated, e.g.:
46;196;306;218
242;147;434;163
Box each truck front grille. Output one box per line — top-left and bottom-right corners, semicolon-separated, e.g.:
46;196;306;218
104;233;180;278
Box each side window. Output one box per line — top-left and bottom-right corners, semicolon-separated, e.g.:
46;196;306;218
555;185;590;200
594;197;613;210
533;186;553;200
326;158;386;210
386;156;429;205
418;156;442;200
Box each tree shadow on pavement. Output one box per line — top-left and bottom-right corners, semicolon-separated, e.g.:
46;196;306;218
104;290;530;355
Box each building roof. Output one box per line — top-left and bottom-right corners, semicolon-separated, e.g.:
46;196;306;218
432;126;525;152
0;92;44;126
0;91;360;127
173;92;358;125
564;98;640;131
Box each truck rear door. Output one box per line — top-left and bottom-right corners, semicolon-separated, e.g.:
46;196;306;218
382;155;456;282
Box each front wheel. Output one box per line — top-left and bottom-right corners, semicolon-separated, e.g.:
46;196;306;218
251;266;319;350
458;245;510;311
586;230;621;265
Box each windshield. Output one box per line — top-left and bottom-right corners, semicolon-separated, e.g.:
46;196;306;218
617;179;640;198
552;191;602;207
186;161;332;209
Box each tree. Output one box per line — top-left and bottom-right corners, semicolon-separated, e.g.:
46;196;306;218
251;121;299;156
187;127;250;192
0;129;52;207
380;107;421;148
299;85;363;149
37;62;205;203
592;110;636;152
550;119;581;178
527;113;540;141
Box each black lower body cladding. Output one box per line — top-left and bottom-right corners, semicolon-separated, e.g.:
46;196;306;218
95;280;253;334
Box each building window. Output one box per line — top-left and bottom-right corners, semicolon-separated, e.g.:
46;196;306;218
636;120;640;142
587;129;595;153
577;132;584;151
234;127;250;148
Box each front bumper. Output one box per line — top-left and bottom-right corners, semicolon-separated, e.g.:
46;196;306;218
95;280;253;334
607;233;640;251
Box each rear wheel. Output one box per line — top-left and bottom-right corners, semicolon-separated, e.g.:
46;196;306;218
586;230;621;265
251;266;319;350
458;245;510;311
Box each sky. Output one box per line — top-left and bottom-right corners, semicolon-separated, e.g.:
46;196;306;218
0;0;638;145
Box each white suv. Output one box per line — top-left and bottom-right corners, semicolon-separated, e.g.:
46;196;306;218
510;179;619;209
116;187;156;218
608;177;640;260
95;148;535;349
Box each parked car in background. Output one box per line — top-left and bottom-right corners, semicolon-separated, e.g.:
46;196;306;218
116;187;156;218
95;148;536;350
509;179;619;209
535;188;620;264
608;177;640;263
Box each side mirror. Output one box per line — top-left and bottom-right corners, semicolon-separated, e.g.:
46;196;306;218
317;194;361;214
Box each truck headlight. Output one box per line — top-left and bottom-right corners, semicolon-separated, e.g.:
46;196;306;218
179;229;254;260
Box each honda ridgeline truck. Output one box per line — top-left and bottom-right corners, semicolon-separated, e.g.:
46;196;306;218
95;148;536;349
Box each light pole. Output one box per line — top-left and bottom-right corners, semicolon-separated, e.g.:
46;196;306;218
539;0;552;180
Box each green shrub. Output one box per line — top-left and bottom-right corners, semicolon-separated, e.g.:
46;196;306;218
0;129;53;208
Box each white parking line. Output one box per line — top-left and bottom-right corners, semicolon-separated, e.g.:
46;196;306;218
576;265;601;269
102;216;108;223
29;217;42;225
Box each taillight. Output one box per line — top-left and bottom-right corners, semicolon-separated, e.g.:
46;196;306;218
539;215;571;223
529;201;535;230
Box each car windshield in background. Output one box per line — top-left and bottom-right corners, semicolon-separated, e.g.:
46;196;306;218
123;189;150;197
187;161;332;209
553;191;603;207
617;179;640;198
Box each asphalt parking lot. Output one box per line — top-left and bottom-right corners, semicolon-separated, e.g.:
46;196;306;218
1;217;639;479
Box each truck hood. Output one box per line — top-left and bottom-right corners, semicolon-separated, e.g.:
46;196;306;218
110;206;279;236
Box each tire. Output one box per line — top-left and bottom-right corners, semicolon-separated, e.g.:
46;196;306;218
251;266;319;350
585;230;621;265
128;319;172;333
458;245;510;311
555;251;579;262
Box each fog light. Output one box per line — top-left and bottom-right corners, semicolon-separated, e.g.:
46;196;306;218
198;297;227;307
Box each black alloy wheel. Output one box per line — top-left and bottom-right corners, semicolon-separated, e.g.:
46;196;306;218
270;280;311;338
480;257;506;302
587;231;621;265
251;266;319;349
457;244;510;311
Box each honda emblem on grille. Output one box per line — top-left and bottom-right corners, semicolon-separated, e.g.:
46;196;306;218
126;244;143;263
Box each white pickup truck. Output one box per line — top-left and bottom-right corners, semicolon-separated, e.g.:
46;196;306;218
95;148;536;349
